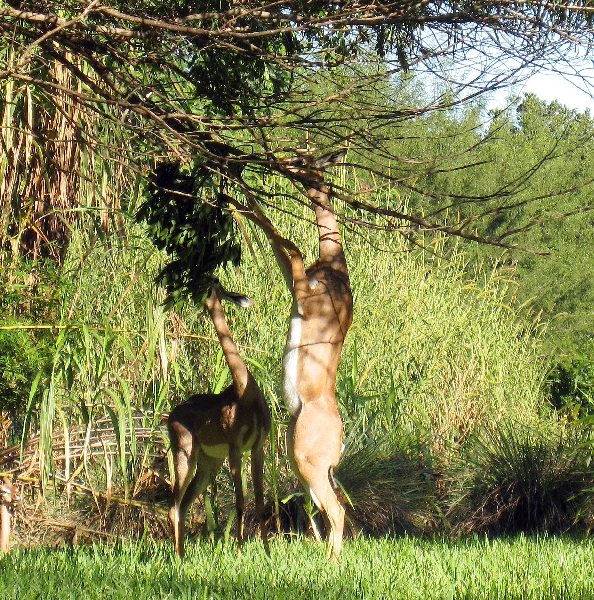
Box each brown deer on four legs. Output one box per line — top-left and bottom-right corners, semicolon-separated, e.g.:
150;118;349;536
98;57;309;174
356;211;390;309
244;150;353;562
0;478;20;553
167;280;271;558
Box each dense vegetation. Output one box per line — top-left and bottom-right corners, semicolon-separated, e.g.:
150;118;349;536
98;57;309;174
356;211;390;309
402;94;594;358
3;89;594;545
2;33;594;562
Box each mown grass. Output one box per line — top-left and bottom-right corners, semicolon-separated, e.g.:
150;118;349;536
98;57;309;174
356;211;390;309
0;535;593;599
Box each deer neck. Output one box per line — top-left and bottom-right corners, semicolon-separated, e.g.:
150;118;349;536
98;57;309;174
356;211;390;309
307;184;346;271
208;298;250;397
0;504;10;553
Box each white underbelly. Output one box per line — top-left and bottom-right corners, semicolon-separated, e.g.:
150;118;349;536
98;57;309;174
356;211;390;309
201;443;229;459
200;427;258;459
282;315;302;416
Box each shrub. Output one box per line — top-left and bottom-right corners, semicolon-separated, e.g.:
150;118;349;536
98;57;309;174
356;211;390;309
335;432;436;536
0;325;47;416
447;420;594;535
547;357;594;418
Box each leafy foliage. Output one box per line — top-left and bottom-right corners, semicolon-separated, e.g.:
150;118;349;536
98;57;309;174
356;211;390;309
137;162;241;308
0;325;46;416
475;96;594;357
186;13;299;116
0;259;55;419
389;93;594;357
548;358;594;418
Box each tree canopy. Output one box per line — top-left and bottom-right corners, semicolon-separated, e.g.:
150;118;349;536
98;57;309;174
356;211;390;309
4;1;594;172
2;1;594;292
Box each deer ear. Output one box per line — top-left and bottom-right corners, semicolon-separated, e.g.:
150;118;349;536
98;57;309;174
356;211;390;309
314;149;347;169
223;290;254;308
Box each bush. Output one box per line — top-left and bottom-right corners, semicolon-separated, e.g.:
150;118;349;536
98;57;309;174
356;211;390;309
548;358;594;418
335;432;436;536
447;420;594;535
0;258;56;426
0;325;47;416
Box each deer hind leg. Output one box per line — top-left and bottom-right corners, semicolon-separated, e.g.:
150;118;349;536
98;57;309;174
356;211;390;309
169;434;197;558
169;441;222;558
228;446;247;555
250;444;270;555
323;470;345;562
302;464;345;563
288;414;345;562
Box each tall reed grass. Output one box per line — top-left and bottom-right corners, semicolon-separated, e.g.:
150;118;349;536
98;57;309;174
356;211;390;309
7;172;565;540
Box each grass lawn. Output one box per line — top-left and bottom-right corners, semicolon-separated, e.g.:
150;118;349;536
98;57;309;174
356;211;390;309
0;534;592;599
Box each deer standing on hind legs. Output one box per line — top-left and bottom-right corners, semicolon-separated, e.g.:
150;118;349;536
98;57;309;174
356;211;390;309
0;478;20;553
246;149;353;562
167;280;271;558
